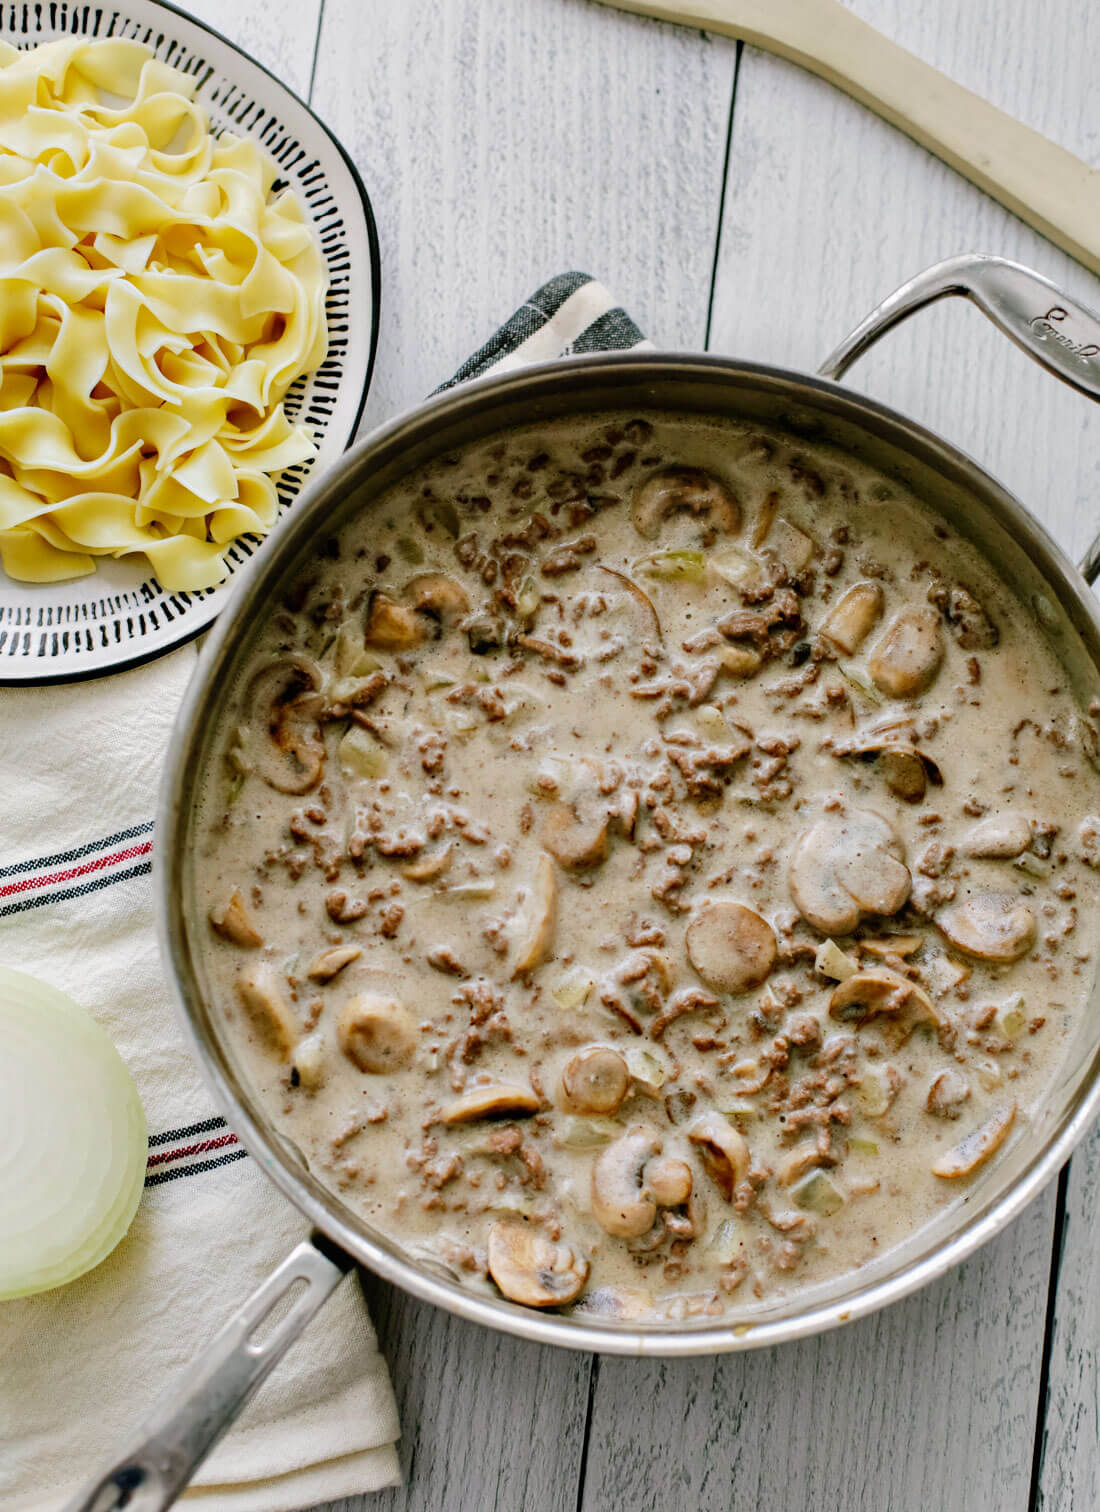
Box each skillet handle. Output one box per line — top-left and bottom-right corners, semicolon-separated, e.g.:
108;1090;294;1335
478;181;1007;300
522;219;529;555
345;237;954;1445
818;254;1100;583
63;1235;352;1512
818;254;1100;399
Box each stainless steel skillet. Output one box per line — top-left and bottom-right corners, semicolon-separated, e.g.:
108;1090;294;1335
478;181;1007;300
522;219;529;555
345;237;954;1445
73;255;1100;1511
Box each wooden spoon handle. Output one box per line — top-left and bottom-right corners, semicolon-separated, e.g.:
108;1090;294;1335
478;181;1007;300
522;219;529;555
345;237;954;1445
603;0;1100;278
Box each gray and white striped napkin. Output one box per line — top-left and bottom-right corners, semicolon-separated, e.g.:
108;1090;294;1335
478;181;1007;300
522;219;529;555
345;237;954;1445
442;271;651;387
0;272;649;1512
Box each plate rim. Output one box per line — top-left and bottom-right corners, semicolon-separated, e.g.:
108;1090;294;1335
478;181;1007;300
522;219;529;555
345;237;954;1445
0;0;383;688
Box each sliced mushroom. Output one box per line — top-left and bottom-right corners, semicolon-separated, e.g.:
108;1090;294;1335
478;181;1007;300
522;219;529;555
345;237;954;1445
768;515;814;574
512;852;558;976
936;893;1037;963
777;1141;829;1188
931;1101;1016;1178
541;804;609;871
631;466;740;543
867;607;944;698
789;809;910;935
591;1127;661;1237
574;1284;654;1319
364;590;429;650
290;1030;326;1091
818;580;884;655
209;889;263;948
687;1112;750;1201
750;490;778;548
685;901;776;995
246;657;325;794
442;1082;540;1123
717;643;763;679
859;934;922;959
962;813;1032;860
337;993;416;1073
561;1046;630;1114
487;1221;588;1308
406;571;470;626
834;738;943;804
307;944;361;982
645;1155;693;1206
926;1068;970;1118
235;964;299;1060
401;843;454;882
829;968;941;1028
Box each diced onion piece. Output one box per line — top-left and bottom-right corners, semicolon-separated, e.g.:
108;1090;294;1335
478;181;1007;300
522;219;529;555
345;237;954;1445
332;629;383;680
419;662;457;692
975;1060;1002;1092
624;1047;668;1094
338;725;388;780
837;663;884;706
445;707;479;737
708;1216;747;1262
856;1065;894;1116
441;879;497;900
638;549;707;582
694;704;730;739
709;544;768;594
996;995;1027;1040
559;1116;616;1149
792;1170;845;1215
815;938;858;981
0;966;147;1300
551;967;595;1011
515;576;541;619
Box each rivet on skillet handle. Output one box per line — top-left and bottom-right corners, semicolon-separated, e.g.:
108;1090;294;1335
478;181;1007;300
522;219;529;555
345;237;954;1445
819;254;1100;583
63;1236;352;1512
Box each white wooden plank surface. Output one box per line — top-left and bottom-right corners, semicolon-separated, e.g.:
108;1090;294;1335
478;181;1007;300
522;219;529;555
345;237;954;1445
164;2;1100;1506
311;0;738;432
582;1185;1058;1512
335;1272;592;1512
182;0;321;99
1037;1145;1098;1508
709;0;1100;565
696;2;1097;1506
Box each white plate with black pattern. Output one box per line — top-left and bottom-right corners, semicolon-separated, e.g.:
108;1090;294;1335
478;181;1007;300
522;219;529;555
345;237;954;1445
0;0;381;685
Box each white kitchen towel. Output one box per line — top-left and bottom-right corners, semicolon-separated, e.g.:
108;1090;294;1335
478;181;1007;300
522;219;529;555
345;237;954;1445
0;273;640;1512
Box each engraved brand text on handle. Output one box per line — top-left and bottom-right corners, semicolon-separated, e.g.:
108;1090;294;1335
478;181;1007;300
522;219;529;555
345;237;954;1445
1029;306;1100;363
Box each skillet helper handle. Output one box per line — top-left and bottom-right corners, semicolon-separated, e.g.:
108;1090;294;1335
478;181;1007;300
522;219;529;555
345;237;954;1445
64;1235;352;1512
818;253;1100;582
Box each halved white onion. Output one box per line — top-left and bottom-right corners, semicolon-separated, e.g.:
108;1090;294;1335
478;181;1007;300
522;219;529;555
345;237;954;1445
0;966;147;1299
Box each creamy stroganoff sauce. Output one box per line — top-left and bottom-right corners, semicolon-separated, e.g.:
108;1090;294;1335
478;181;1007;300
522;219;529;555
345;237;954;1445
194;412;1100;1324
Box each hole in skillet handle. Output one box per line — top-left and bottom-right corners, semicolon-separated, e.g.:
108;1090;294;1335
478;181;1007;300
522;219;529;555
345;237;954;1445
62;1235;353;1512
817;254;1100;582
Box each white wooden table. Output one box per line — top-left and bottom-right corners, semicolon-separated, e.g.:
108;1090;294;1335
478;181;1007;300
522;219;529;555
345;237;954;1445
187;2;1100;1505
